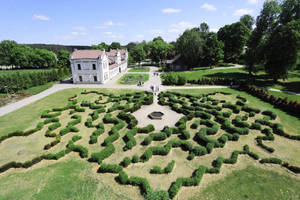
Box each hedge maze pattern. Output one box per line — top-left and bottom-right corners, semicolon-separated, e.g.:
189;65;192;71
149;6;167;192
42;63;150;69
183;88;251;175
0;90;300;199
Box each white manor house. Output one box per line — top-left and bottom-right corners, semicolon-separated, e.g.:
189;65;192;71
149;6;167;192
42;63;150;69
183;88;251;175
70;49;128;84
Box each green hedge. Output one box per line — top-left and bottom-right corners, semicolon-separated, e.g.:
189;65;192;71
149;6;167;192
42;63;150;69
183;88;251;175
138;124;155;133
98;163;123;173
89;143;115;164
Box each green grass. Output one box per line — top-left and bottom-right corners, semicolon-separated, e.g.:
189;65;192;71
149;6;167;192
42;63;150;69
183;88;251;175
23;81;56;95
171;68;300;93
0;88;139;136
0;158;135;200
118;74;149;85
169;88;300;135
268;90;300;102
191;166;300;200
128;67;150;72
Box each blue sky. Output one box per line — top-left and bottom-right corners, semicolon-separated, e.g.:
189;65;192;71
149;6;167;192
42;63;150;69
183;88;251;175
0;0;265;45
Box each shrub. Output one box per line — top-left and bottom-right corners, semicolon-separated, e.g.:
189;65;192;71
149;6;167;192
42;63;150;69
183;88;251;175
262;110;277;120
242;105;260;113
98;163;123;173
121;157;131;167
48;122;61;131
132;154;140;163
260;157;282;164
179;130;190;140
192;146;207;156
250;123;262;130
150;166;163;174
206;143;214;153
90;144;115;164
164;160;175;173
187;152;195;160
118;171;129;184
138;124;155;133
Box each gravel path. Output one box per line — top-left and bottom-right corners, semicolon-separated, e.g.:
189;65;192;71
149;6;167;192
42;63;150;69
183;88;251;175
0;66;299;117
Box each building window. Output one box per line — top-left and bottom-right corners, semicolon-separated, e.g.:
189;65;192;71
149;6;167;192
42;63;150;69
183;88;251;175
79;76;82;82
93;64;96;70
77;64;81;70
94;76;98;82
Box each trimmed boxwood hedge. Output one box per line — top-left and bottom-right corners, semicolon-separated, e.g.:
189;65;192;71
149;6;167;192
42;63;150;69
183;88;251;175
138;124;155;133
98;163;123;173
90;143;115;164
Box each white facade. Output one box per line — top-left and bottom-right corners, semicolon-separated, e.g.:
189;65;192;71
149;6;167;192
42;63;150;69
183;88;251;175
70;49;128;84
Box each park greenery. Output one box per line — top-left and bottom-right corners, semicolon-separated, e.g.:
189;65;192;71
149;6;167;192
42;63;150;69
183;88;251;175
0;88;300;199
0;40;72;69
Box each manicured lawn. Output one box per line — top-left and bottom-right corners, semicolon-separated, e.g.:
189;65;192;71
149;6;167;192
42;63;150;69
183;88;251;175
268;90;300;102
23;81;56;95
0;88;139;136
118;73;149;85
170;68;300;93
191;166;300;200
128;67;150;72
0;158;136;200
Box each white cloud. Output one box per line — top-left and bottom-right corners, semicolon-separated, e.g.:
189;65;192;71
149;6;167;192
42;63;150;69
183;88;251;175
102;32;124;39
162;8;181;13
72;26;86;31
148;29;165;35
136;34;144;39
201;3;217;11
168;21;195;33
94;21;124;29
248;0;259;4
233;8;254;16
71;32;87;36
33;14;50;21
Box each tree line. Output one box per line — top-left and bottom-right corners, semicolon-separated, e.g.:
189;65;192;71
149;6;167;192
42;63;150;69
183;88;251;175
0;40;71;69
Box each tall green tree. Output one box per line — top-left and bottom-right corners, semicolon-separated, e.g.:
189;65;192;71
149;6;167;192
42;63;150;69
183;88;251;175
279;0;300;25
0;40;18;66
91;42;109;51
265;20;300;82
148;40;171;64
57;50;71;68
200;22;209;33
176;29;204;67
245;0;281;75
109;42;122;50
240;14;255;30
130;44;146;65
202;33;224;67
217;22;250;62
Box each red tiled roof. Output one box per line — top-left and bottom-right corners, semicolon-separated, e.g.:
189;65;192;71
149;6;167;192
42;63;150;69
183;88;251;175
71;50;104;59
109;63;118;70
106;50;117;57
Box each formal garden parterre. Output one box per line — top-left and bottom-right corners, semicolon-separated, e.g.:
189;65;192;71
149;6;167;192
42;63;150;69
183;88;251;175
0;89;300;199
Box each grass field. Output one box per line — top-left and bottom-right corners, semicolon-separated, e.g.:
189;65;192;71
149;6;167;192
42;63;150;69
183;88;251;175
118;74;149;85
0;88;300;199
171;68;300;93
128;67;150;72
191;166;300;200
